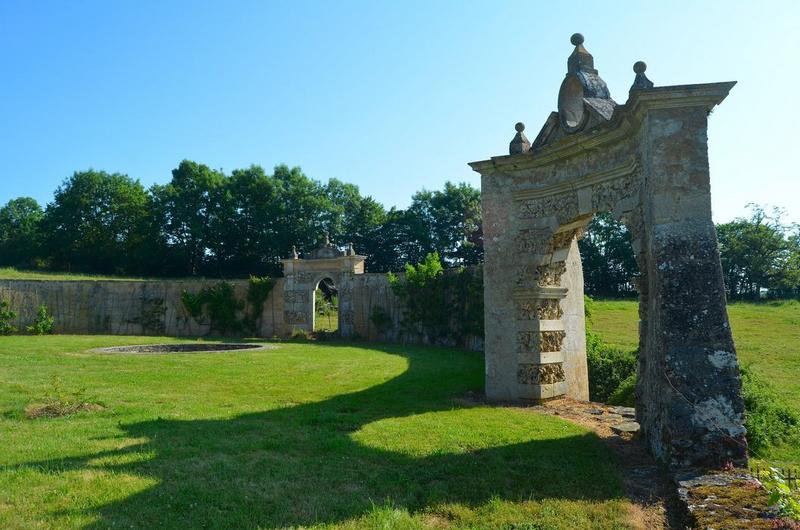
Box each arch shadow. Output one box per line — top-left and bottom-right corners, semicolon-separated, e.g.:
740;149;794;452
8;343;627;528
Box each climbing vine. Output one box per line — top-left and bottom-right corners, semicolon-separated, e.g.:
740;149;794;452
388;252;483;345
0;299;17;335
243;276;274;333
181;277;274;335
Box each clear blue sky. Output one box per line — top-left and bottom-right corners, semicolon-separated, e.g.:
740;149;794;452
1;0;798;224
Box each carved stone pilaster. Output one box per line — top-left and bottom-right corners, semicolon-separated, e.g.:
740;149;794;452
517;363;566;385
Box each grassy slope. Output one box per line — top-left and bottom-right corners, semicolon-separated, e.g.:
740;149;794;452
0;336;630;529
591;299;800;466
0;267;243;282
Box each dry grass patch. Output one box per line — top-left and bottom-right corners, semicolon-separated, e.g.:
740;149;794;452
24;401;104;419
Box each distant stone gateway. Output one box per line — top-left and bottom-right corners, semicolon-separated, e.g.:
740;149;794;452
470;34;747;468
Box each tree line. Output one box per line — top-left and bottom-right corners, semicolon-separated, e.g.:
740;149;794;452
579;206;800;299
0;161;482;277
1;162;796;299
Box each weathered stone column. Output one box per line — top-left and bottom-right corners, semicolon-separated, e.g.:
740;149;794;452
637;102;748;467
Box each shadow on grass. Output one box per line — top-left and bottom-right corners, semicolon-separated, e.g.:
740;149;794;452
9;342;624;528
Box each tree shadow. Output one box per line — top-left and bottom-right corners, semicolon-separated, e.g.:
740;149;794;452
8;343;625;528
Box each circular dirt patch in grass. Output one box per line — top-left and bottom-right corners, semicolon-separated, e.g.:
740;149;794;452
92;343;274;354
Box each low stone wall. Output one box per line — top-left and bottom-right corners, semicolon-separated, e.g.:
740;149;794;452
0;279;286;337
0;276;482;349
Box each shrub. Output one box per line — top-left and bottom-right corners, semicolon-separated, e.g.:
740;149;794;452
243;276;274;333
389;252;483;345
291;328;309;340
0;299;17;335
583;294;595;322
26;303;54;335
762;467;800;522
370;305;393;333
25;375;103;419
607;373;636;407
740;365;800;452
182;281;246;334
586;330;637;403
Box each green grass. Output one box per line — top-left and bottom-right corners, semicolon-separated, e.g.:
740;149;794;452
591;298;800;467
315;308;340;332
0;267;237;282
0;336;631;529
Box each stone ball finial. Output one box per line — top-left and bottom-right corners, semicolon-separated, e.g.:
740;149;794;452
570;33;584;46
629;60;654;93
509;121;530;155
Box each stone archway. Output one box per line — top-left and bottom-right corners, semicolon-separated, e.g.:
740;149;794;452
470;34;747;468
280;236;365;337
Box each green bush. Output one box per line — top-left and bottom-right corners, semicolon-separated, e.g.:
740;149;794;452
607;373;636;407
26;304;54;335
388;252;483;345
369;305;393;333
740;365;800;452
181;282;245;334
0;299;17;335
243;276;274;332
586;330;637;403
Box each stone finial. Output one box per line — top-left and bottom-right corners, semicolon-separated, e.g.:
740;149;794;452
291;245;299;259
509;122;531;155
630;61;654;93
567;32;596;74
324;232;331;246
347;242;356;256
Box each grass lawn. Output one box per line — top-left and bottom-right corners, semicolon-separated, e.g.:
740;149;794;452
315;309;340;332
0;336;632;529
0;267;247;282
591;299;800;466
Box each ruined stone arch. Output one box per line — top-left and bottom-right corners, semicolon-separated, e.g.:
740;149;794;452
280;237;364;337
470;34;747;468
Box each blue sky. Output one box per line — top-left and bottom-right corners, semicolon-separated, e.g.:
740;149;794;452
1;0;798;223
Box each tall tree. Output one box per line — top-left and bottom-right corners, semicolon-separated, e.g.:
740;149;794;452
151;160;226;275
578;212;638;297
0;197;44;268
323;178;385;259
717;205;797;299
42;170;151;274
407;182;482;266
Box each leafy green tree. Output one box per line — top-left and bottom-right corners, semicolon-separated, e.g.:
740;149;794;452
0;197;44;268
717;205;797;299
323;178;386;259
223;165;283;275
151;160;227;275
408;182;482;266
578;212;638;297
42;170;152;274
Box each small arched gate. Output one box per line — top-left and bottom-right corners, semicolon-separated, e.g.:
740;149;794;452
280;236;364;337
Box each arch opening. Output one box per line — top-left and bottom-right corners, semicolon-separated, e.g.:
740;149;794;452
313;277;339;333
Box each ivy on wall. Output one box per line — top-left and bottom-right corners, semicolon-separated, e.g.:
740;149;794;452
388;252;483;345
181;276;274;335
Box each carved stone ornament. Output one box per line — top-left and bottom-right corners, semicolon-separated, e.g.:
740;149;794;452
294;272;314;284
540;330;566;352
515;228;552;254
536;262;567;287
591;175;638;212
516;298;564;320
516;331;536;353
518;192;578;223
284;290;309;304
284;310;308;324
517;362;566;385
